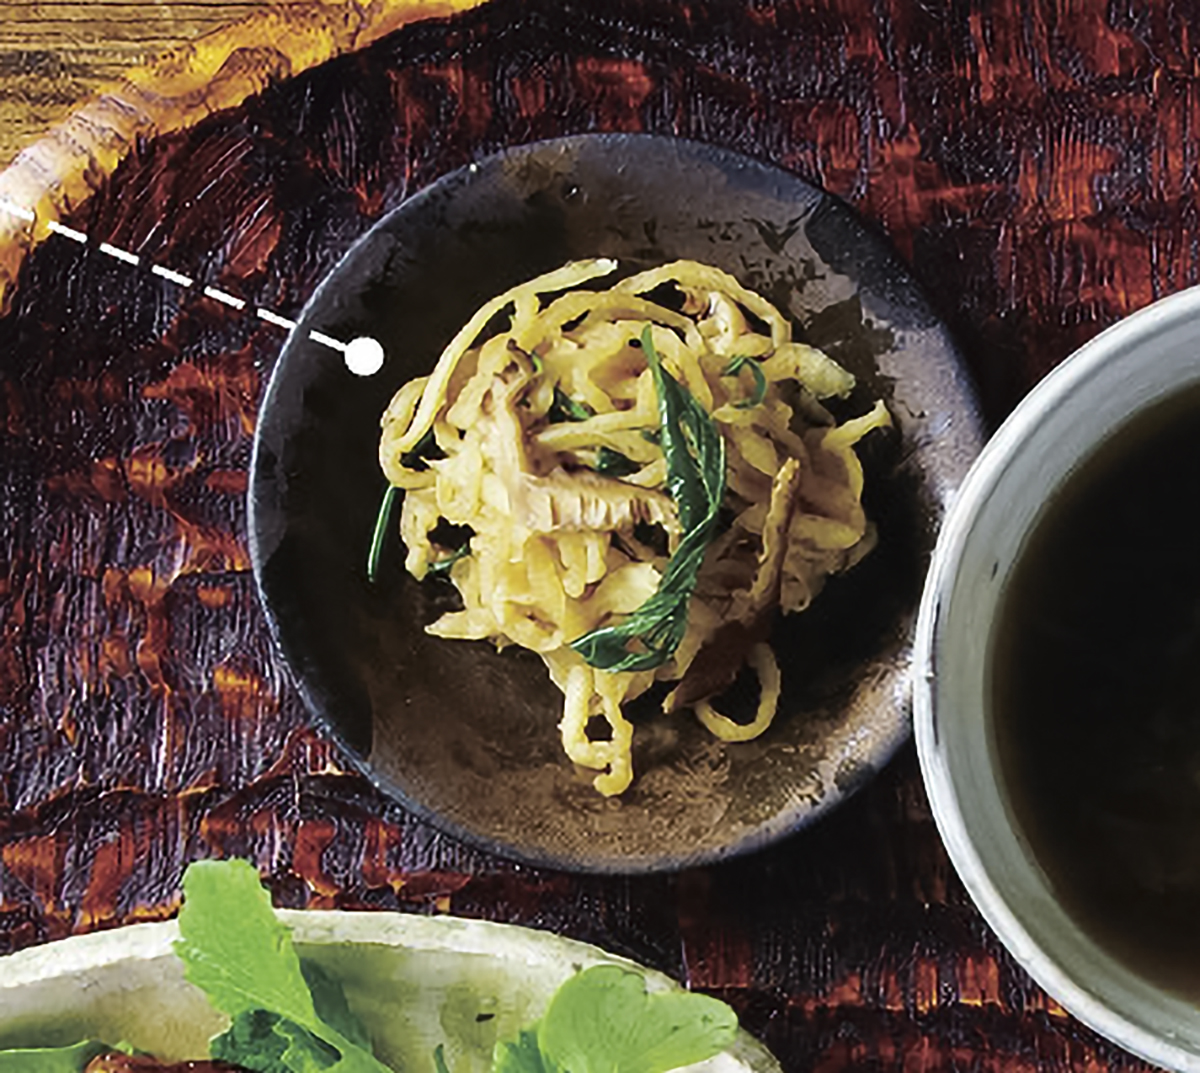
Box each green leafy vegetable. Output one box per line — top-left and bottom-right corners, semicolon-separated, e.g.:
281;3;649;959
594;447;640;478
571;327;726;672
399;427;446;470
493;1027;552;1073
0;1040;112;1073
0;862;741;1073
721;356;767;410
209;961;371;1073
549;386;594;423
426;542;472;576
174;859;390;1073
494;966;737;1073
541;966;737;1073
300;961;373;1052
211;1009;341;1073
367;485;399;583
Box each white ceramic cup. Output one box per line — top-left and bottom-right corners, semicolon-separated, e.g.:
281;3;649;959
914;285;1200;1071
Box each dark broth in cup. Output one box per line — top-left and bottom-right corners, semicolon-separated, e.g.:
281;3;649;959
993;382;1200;997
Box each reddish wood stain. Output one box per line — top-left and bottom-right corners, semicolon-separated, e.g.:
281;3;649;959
361;816;409;894
1;834;64;925
195;584;233;609
573;58;654;132
143;351;260;440
955;952;1002;1007
294;818;342;903
204;469;248;496
212;662;272;722
78;834;136;931
3;0;1198;1068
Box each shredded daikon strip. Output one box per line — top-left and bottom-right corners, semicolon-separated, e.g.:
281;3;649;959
378;260;890;795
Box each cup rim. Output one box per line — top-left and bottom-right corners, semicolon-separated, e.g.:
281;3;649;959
914;284;1200;1072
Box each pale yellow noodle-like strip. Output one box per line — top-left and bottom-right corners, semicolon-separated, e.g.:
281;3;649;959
392;259;618;454
379;259;889;795
694;643;782;743
762;343;856;399
616;261;790;347
560;663;596;766
593;670;636;796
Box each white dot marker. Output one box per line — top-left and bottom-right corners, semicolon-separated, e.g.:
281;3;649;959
344;335;385;376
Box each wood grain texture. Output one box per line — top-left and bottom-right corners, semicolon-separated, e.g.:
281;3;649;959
0;0;489;311
2;0;1197;1070
0;3;291;166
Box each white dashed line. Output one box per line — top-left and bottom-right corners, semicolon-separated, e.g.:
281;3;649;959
0;198;35;223
47;220;87;243
99;242;139;266
203;285;246;311
29;209;386;374
257;308;296;330
309;329;347;352
151;264;194;288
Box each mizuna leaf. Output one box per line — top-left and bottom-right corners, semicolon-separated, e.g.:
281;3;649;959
571;327;726;672
174;859;390;1073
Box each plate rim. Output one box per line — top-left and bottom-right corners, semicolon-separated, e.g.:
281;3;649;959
248;130;984;874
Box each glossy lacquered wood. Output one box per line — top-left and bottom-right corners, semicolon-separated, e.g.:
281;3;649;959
2;1;1195;1071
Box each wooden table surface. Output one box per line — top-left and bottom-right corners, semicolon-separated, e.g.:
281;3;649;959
0;2;261;166
0;1;1194;1071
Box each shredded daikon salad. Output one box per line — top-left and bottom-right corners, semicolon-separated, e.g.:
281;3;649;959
377;259;890;795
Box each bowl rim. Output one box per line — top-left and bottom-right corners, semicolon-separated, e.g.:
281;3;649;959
0;909;779;1073
913;284;1200;1071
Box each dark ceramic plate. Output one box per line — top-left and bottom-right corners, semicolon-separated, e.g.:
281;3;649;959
248;134;984;873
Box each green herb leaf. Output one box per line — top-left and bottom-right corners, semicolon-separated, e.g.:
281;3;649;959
174;859;390;1073
538;966;737;1073
426;542;472;577
211;1009;340;1073
571;327;726;672
0;1040;112;1073
492;1028;552;1073
594;447;640;478
492;1027;552;1073
175;860;315;1025
721;356;767;410
367;485;399;583
302;961;372;1052
549;386;594;423
489;1027;549;1073
399;427;446;471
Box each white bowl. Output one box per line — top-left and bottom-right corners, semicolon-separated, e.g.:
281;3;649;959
914;285;1200;1071
0;911;778;1073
